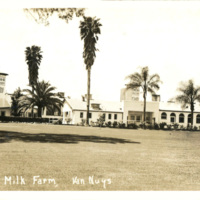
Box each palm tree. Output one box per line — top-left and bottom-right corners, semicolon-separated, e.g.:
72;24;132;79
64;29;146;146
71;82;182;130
18;81;64;118
25;45;43;87
175;80;200;126
79;16;102;126
126;66;161;127
11;87;23;116
25;45;43;117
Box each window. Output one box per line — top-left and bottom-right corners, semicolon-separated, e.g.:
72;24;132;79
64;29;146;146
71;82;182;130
0;87;3;93
1;111;5;117
188;114;191;123
130;115;135;120
179;113;184;123
170;113;176;123
161;112;167;119
108;114;112;120
136;116;141;122
80;112;83;118
89;113;92;118
114;114;117;120
197;114;200;124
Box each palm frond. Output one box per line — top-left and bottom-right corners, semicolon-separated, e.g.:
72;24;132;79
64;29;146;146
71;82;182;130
18;80;64;117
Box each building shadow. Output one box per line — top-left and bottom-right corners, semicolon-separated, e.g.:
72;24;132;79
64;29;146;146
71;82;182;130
0;131;140;144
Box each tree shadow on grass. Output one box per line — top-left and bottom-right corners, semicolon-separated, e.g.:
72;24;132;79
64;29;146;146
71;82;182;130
0;131;140;144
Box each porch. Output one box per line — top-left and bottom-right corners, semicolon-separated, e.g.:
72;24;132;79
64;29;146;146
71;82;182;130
127;111;154;125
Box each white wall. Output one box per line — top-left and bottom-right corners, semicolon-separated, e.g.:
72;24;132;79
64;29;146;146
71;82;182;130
73;110;123;125
62;101;123;125
159;111;200;127
62;102;73;124
0;108;11;116
122;100;160;124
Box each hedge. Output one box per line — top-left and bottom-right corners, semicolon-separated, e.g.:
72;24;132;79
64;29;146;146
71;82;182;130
0;116;50;123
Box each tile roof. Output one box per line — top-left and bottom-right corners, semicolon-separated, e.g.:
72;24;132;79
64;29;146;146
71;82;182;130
65;98;123;113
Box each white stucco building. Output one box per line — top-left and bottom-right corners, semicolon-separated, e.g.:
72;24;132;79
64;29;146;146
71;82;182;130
121;88;200;127
62;97;123;125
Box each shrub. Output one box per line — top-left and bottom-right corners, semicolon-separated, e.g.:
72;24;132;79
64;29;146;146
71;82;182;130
105;121;112;127
81;119;86;126
128;123;138;129
118;122;126;128
66;118;72;124
90;121;95;126
173;123;179;130
167;124;172;130
154;123;160;130
193;126;198;131
139;123;144;129
0;116;50;123
160;122;167;130
113;121;118;128
97;113;105;127
53;118;63;125
146;124;153;130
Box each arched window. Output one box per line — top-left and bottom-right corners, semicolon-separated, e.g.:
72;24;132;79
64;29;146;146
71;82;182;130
179;113;184;123
170;113;176;123
161;112;167;119
196;114;200;124
188;114;191;124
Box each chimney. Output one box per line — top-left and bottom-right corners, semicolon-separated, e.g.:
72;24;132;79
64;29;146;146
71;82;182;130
152;94;160;102
82;95;85;102
85;94;92;100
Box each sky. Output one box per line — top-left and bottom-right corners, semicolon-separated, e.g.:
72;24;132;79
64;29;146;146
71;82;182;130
1;1;200;102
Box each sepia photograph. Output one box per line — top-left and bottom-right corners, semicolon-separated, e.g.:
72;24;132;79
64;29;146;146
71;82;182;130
1;0;200;199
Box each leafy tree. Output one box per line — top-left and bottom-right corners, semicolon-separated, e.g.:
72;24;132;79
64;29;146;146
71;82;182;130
24;8;85;26
11;87;23;116
79;16;102;125
18;81;64;118
97;113;105;127
175;80;200;126
126;66;161;127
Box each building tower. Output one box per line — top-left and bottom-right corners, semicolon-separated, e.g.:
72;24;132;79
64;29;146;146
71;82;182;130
0;72;8;95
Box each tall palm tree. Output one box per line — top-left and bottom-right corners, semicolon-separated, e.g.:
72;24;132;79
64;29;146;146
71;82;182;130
175;80;200;126
18;81;64;118
126;66;161;127
79;16;102;126
25;45;43;87
25;45;43;117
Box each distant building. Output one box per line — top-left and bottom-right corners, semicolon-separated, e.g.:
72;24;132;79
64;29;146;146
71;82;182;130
62;96;123;125
120;87;140;101
1;71;200;128
121;88;200;127
0;72;11;116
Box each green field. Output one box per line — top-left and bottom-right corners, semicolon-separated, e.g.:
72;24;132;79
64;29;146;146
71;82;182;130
0;123;200;191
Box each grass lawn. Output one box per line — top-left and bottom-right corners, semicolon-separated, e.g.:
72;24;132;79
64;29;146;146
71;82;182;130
0;123;200;191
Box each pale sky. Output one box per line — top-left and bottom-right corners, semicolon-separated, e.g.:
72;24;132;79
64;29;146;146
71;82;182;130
1;1;200;102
